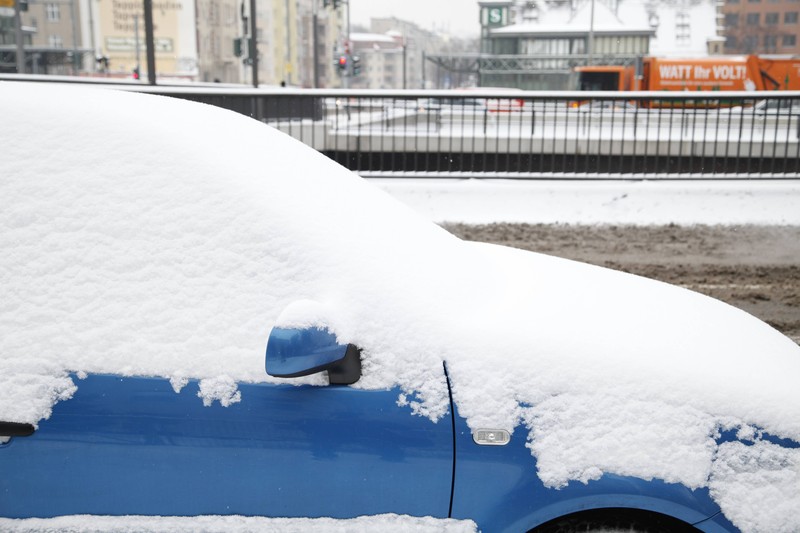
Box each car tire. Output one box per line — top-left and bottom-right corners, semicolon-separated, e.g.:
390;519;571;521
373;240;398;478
531;509;698;533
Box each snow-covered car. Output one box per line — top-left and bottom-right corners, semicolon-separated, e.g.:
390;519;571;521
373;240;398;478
2;82;799;533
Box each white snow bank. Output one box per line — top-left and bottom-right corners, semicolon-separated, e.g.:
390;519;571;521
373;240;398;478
2;82;800;532
0;514;477;533
372;178;800;226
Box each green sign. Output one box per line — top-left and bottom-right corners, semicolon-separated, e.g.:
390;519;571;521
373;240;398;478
487;7;503;25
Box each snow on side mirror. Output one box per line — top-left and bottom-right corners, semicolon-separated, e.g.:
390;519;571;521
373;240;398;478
265;326;361;385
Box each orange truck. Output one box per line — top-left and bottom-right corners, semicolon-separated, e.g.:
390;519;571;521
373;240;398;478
576;55;800;92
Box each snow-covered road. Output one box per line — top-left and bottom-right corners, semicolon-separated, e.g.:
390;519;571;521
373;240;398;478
372;178;800;225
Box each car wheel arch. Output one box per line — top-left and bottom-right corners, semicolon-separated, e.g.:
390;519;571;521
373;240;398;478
527;507;702;533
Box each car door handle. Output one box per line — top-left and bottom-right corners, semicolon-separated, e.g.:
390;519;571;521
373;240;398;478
0;422;35;437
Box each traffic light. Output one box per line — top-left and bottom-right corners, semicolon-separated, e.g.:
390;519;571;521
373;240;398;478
337;55;347;73
333;0;341;8
132;67;140;80
233;37;243;57
352;55;361;76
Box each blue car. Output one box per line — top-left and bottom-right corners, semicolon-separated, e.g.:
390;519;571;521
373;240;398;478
1;82;799;533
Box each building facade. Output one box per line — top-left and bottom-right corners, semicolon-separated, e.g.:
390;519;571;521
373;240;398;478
3;0;347;85
1;0;88;74
346;17;451;89
195;0;241;82
479;0;654;89
348;32;403;89
721;0;800;54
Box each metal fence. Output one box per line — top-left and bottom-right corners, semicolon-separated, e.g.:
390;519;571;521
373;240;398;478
3;76;799;178
145;88;798;178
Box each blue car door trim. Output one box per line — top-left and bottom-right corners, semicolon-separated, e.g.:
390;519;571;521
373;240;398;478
443;361;457;519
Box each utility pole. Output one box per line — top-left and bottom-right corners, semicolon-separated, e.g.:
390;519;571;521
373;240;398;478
250;0;258;87
421;50;425;89
284;0;291;84
402;37;407;89
88;0;96;71
587;0;595;65
312;0;319;87
134;15;141;78
70;0;79;73
342;0;350;89
144;0;156;84
14;0;24;74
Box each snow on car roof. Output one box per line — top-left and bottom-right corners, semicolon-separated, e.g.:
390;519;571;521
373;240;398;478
1;82;799;531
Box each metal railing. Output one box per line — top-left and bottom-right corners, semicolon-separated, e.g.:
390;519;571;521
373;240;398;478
3;76;799;178
146;88;799;178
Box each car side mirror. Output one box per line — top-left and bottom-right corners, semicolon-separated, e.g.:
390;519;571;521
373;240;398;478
265;326;361;385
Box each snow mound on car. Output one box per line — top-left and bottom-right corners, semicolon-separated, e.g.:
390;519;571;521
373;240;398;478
2;82;799;532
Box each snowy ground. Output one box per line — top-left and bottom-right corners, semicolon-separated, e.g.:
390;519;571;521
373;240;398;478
372;178;800;226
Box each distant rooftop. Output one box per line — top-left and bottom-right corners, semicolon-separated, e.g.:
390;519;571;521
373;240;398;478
490;0;654;37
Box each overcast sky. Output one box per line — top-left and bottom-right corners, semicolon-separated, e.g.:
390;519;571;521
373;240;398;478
349;0;481;37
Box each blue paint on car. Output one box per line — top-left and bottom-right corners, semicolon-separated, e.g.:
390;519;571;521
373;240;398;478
1;373;452;519
1;363;783;531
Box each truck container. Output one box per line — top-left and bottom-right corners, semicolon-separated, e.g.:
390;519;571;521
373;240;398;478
576;55;800;92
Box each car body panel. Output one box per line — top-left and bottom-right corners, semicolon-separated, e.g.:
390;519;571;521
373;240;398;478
0;374;453;519
449;410;736;533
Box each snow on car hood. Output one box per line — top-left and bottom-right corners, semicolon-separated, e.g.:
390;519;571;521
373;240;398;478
2;82;799;532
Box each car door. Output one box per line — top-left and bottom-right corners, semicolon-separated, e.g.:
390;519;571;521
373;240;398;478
1;372;453;519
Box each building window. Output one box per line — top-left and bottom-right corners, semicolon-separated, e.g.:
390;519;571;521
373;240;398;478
48;34;62;48
725;13;739;26
784;34;798;45
676;12;691;44
743;35;758;51
726;35;738;48
766;12;779;24
746;13;760;24
45;3;60;21
520;38;569;55
765;34;778;49
728;0;740;3
785;11;798;22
